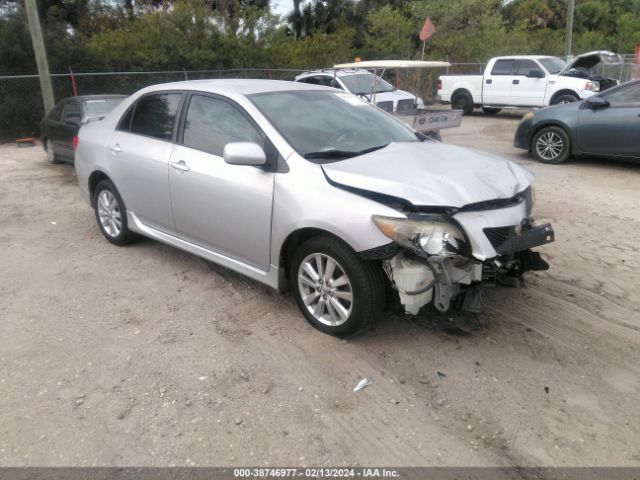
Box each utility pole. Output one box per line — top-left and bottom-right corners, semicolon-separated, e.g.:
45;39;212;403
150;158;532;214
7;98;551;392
24;0;55;114
565;0;575;59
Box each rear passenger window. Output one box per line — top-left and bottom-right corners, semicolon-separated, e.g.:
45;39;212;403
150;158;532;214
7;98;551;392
491;59;515;76
130;93;182;140
183;95;263;157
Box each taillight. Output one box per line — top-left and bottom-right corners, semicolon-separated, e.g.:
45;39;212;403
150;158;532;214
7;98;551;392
72;135;78;150
437;79;442;91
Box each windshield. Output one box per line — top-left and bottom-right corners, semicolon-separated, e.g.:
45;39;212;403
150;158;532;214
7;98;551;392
339;73;395;94
538;57;567;74
249;90;418;161
83;98;125;117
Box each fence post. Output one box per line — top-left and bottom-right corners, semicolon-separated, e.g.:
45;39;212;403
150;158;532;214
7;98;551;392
24;0;55;113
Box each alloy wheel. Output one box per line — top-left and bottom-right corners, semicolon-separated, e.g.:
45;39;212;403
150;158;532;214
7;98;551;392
297;253;353;326
535;131;564;161
97;190;122;238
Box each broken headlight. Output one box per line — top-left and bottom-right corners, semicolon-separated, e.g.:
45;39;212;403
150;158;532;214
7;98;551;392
372;215;467;257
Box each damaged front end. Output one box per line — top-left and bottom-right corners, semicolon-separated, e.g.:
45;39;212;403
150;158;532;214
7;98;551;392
366;194;554;316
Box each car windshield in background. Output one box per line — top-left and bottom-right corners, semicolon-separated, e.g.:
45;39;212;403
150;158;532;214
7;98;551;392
249;90;418;161
339;73;395;94
84;98;125;117
538;57;567;74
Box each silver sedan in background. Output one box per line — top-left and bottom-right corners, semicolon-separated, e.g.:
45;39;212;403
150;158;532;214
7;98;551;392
75;79;554;336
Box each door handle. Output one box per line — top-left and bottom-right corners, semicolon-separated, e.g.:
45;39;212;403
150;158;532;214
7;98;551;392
486;79;492;84
513;79;520;85
109;144;121;153
170;160;190;172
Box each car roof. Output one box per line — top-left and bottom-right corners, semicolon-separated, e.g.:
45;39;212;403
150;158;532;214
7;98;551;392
493;55;559;60
297;68;371;78
136;79;332;97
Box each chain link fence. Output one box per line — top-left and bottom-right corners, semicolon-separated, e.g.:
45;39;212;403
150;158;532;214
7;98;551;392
0;68;305;141
0;58;637;141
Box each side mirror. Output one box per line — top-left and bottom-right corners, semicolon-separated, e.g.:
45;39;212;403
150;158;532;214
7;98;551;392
223;142;266;166
527;70;545;79
584;96;609;110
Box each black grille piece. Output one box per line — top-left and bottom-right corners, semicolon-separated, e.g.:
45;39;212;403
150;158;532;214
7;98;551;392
483;226;517;249
376;101;393;112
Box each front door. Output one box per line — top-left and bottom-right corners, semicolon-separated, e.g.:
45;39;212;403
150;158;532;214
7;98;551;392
577;82;640;158
510;59;547;107
168;93;274;270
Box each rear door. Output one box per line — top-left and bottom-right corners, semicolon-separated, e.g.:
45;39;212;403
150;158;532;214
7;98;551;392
58;99;82;158
108;92;184;234
577;82;640;158
482;59;515;105
510;59;547;107
168;93;274;270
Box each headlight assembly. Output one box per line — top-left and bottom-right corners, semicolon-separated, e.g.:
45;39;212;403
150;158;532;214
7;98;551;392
372;215;467;257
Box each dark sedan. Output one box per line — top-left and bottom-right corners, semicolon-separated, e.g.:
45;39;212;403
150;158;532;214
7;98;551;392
40;95;126;164
515;79;640;164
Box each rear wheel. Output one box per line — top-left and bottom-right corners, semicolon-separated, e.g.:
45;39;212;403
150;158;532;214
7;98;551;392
290;235;385;337
451;90;475;115
93;179;134;245
531;126;571;164
44;139;61;164
482;107;502;115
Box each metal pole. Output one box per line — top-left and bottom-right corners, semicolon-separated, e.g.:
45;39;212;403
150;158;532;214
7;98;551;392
565;0;575;58
24;0;55;113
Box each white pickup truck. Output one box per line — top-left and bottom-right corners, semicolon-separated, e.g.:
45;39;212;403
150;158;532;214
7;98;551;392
437;51;621;115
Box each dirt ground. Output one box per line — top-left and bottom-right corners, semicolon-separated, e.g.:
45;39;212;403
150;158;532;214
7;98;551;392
1;112;640;468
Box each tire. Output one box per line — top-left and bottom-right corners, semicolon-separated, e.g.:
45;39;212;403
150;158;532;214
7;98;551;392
451;90;475;115
551;93;579;105
44;139;61;164
290;235;385;337
93;179;134;245
482;107;501;115
531;126;571;164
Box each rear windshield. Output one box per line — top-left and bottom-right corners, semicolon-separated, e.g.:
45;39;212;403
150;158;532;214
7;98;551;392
83;98;125;117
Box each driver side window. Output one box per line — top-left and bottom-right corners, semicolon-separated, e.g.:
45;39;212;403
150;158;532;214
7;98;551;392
182;94;264;157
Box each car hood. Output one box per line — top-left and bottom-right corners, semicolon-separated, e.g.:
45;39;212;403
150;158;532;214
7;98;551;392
321;142;533;208
561;50;621;73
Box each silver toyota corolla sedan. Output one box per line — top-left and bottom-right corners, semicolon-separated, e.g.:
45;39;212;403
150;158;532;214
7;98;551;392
75;79;554;336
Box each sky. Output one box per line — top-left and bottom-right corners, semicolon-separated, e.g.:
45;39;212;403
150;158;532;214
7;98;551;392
271;0;292;19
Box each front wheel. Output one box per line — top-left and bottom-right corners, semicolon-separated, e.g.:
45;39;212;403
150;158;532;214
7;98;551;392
290;235;385;337
531;126;571;164
551;94;579;105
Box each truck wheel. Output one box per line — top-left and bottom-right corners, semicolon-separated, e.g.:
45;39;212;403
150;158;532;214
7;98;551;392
482;107;501;115
531;126;571;164
290;235;385;337
451;91;475;115
551;93;579;105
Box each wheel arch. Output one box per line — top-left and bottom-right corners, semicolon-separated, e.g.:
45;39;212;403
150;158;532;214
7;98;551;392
88;170;113;208
278;227;354;292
